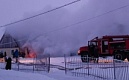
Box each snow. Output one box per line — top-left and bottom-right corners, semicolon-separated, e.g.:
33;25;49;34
0;69;94;80
0;57;95;80
0;56;128;80
0;69;56;80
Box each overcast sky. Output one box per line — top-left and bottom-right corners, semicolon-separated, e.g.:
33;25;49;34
0;0;85;25
1;0;129;56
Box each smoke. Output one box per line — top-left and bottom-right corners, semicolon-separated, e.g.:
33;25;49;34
6;0;129;56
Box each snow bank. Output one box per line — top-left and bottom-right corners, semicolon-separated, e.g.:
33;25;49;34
0;69;57;80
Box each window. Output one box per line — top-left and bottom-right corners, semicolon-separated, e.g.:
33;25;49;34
110;42;125;49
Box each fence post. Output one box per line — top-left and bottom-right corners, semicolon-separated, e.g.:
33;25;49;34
33;58;35;72
87;55;89;76
48;54;50;73
113;59;116;79
64;54;67;74
17;62;19;71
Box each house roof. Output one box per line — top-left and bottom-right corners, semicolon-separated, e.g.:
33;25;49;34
0;27;6;40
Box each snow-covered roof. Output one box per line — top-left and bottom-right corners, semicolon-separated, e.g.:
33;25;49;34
0;27;6;40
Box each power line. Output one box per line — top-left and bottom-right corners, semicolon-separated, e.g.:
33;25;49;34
31;4;129;40
0;0;81;27
1;4;129;45
51;4;129;31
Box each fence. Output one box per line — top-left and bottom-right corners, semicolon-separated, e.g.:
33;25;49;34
0;55;50;73
64;55;129;80
1;55;128;80
34;54;50;72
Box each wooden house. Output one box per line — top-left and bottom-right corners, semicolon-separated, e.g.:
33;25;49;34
0;27;19;58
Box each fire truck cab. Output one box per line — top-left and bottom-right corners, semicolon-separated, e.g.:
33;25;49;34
78;35;129;62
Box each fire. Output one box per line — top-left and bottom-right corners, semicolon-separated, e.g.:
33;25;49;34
21;43;39;58
20;46;37;58
28;52;36;58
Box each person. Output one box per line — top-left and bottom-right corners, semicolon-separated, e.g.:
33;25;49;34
1;51;3;58
5;57;12;70
21;52;25;58
0;52;2;58
94;46;99;63
11;50;15;58
14;49;19;63
89;43;95;61
89;44;95;55
4;52;7;62
4;51;7;57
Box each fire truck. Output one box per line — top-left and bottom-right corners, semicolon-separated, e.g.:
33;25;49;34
78;35;129;62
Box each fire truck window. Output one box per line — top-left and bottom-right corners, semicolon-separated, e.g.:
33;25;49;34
90;42;97;46
102;41;108;52
110;42;125;49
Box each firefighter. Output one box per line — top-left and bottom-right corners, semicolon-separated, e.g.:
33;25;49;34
94;46;99;63
11;50;15;58
89;43;95;61
89;44;95;56
14;49;19;63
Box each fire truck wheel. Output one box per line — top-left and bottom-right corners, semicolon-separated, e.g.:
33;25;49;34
81;52;89;62
126;53;129;61
114;52;126;61
81;55;89;62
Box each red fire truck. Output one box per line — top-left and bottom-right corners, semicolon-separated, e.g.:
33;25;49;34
78;35;129;62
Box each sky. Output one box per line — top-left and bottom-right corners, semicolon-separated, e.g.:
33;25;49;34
0;0;129;56
0;0;84;25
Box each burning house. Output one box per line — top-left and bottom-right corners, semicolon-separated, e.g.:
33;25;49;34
0;27;36;61
21;43;36;58
0;27;20;59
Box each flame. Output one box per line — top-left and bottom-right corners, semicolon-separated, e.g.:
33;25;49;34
28;52;36;58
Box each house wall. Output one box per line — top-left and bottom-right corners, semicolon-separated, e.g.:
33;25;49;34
0;47;19;57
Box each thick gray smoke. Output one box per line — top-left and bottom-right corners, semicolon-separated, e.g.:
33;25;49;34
6;0;129;56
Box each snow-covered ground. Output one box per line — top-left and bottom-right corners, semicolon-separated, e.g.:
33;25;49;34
0;69;56;80
0;56;129;80
0;68;95;80
0;57;96;80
